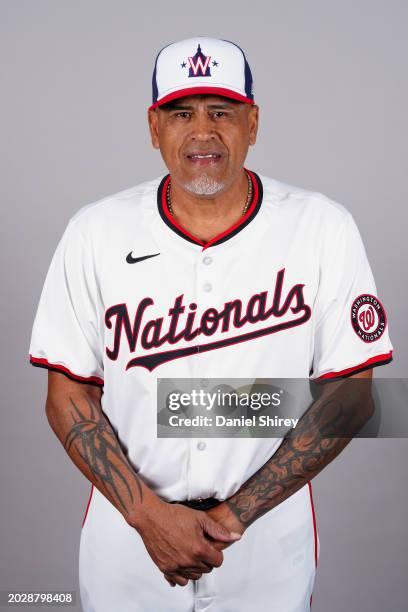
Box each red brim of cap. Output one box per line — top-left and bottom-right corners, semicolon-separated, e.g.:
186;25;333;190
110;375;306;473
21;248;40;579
148;86;255;110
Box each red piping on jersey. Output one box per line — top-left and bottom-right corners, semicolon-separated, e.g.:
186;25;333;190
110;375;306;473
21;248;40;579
308;482;318;610
29;355;104;387
308;482;318;568
82;484;94;528
149;86;255;110
316;351;393;380
160;168;261;250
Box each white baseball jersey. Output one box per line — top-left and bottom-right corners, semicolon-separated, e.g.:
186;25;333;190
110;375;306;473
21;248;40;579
29;170;393;612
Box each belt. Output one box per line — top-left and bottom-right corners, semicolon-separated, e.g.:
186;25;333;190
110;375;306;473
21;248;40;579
170;497;221;511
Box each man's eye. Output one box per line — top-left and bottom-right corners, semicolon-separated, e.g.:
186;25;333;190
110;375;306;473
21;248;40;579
213;111;226;118
176;112;191;118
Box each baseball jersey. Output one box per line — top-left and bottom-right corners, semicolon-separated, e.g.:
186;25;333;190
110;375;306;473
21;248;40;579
29;169;393;502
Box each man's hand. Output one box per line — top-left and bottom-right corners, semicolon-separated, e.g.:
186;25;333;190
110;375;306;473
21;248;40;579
130;498;242;587
163;502;245;586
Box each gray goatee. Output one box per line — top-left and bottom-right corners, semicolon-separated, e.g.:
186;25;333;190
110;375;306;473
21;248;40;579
183;174;226;196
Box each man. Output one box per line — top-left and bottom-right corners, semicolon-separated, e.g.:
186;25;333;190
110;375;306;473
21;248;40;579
29;37;393;611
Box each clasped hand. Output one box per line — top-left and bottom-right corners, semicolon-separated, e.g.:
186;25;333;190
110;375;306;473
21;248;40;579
133;499;245;587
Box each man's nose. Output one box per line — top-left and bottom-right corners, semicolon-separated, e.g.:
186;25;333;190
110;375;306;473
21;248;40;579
190;112;216;140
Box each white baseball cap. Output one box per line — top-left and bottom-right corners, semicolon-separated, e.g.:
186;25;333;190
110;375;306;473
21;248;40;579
149;37;255;110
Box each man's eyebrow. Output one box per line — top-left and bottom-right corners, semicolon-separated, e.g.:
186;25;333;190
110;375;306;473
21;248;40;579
164;104;194;110
206;103;237;109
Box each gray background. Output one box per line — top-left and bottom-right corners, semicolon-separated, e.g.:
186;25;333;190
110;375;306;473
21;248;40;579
1;0;407;610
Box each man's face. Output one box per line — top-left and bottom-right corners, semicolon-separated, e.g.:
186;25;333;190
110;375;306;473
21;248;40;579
148;95;259;196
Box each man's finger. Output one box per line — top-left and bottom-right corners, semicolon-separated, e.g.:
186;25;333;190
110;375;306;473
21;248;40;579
181;571;202;580
165;573;189;587
202;517;242;543
164;574;176;587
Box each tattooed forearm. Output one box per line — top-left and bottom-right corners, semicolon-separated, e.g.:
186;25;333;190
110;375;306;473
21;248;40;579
225;378;373;528
63;396;143;514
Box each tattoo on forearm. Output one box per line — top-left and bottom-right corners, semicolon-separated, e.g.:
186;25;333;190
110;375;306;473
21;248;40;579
225;385;369;528
63;396;143;513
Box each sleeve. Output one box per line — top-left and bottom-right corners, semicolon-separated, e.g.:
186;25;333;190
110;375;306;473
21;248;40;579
310;211;393;380
28;219;104;387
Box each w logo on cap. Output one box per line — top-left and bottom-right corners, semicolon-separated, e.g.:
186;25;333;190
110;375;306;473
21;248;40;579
188;44;211;77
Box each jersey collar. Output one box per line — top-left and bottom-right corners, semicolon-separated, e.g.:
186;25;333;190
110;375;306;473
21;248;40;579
157;169;263;251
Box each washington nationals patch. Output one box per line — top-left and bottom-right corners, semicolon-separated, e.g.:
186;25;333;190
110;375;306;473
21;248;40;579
351;294;387;342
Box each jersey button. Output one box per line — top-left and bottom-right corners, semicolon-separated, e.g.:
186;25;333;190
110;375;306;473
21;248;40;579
203;256;213;265
203;283;212;292
197;441;207;451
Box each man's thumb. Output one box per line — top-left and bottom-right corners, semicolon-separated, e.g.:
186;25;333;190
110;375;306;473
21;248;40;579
203;518;241;542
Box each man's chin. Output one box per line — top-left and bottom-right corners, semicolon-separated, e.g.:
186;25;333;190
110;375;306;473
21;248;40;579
182;173;226;197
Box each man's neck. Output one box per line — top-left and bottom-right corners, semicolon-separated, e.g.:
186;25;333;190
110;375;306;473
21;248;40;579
168;169;250;243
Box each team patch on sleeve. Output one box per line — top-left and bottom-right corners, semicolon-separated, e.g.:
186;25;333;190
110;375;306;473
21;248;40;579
350;294;387;342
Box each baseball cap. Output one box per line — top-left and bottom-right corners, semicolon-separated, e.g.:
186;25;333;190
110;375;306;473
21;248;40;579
149;37;255;110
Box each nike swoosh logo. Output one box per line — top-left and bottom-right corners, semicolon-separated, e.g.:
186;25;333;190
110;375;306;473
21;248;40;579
126;252;160;264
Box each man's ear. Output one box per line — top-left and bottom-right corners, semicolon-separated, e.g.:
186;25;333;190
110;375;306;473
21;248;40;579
147;109;160;149
248;104;259;146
